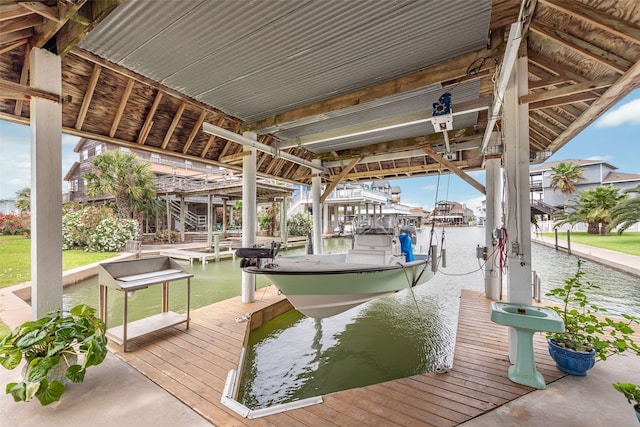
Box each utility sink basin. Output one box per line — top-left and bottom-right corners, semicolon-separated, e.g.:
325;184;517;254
490;302;566;390
491;302;565;332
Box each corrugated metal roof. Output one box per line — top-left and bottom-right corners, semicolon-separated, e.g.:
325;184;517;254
80;0;491;123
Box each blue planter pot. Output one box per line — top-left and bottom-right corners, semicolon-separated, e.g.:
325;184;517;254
547;338;596;376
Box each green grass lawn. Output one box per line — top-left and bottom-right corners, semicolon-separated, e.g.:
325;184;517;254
541;231;640;256
0;235;118;288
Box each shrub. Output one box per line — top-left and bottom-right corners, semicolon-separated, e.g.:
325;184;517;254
153;229;179;243
287;212;313;236
0;213;30;236
62;206;137;252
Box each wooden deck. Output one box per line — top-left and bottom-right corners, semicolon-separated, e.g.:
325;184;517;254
111;288;566;426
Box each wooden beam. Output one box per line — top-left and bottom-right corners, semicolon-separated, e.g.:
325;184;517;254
75;63;101;129
0;13;42;35
161;101;186;149
0;28;32;45
528;53;590;84
109;78;134;137
137;91;162;144
538;0;640;45
18;1;61;22
200;116;226;158
251;46;500;132
320;157;360;204
547;59;640;153
528;91;599;110
0;38;27;54
520;76;617;104
530;21;631;74
182;109;208;154
527;76;568;90
14;42;30;115
422;145;485;194
0;77;59;102
0;3;32;21
30;0;84;48
219;150;251;164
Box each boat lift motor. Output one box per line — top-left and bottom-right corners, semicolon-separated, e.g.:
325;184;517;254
431;92;453;154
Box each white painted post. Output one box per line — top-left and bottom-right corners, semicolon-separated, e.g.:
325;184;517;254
30;47;63;318
180;196;185;242
241;132;257;303
207;194;213;248
312;159;323;254
484;150;503;300
503;52;533;361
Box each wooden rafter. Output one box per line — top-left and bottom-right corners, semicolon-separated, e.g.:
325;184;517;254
521;76;617;105
219;151;251;164
109;78;134;137
535;107;571;129
17;1;61;22
527;76;568;90
538;0;640;46
161;101;186;149
137;91;162;145
320;157;360;204
200;116;226;158
0;38;27;54
0;12;41;35
13;41;29;115
422;145;485;194
30;0;85;49
529;91;599;110
182;109;208;154
530;21;631;74
75;63;101;129
0;3;32;21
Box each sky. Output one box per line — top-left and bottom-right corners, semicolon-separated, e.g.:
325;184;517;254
1;89;639;211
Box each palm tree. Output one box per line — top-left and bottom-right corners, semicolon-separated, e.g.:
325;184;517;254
14;187;30;213
548;162;585;205
83;151;156;221
553;185;625;235
608;184;640;235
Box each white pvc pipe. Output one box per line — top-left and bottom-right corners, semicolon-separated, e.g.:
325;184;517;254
203;122;325;172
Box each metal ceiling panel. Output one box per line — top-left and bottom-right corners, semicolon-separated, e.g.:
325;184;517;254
274;80;481;154
80;0;491;122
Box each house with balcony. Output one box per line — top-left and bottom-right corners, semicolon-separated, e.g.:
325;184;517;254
428;200;474;226
64;139;293;237
529;159;640;209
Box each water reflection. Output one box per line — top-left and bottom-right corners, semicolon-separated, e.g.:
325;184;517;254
238;281;459;409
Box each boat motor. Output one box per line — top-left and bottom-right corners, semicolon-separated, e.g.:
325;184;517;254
236;241;281;268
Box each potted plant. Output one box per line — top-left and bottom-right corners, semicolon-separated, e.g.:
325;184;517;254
0;304;107;406
612;382;640;423
545;259;640;376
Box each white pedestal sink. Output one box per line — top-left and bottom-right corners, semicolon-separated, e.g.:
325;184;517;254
490;302;565;389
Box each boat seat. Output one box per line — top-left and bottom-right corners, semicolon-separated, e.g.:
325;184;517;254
345;249;390;265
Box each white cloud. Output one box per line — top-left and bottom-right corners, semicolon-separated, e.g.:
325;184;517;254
596;98;640;128
463;195;486;210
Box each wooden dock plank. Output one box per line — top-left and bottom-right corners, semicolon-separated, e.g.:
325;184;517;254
112;288;569;426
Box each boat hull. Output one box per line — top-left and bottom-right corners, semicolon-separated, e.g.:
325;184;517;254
244;254;433;318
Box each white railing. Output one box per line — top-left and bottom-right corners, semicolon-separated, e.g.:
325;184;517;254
534;220;640;233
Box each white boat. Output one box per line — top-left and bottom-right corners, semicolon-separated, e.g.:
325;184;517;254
236;224;434;318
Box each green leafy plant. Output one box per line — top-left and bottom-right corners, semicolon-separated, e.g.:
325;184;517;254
613;382;640;407
0;304;107;406
546;259;640;361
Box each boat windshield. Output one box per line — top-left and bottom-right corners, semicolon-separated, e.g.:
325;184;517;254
352;215;399;235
